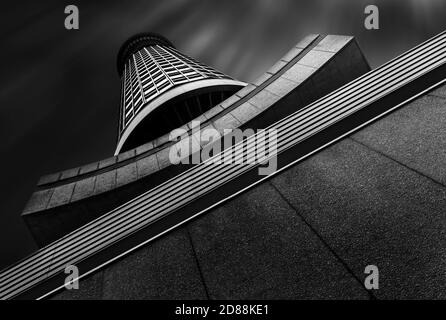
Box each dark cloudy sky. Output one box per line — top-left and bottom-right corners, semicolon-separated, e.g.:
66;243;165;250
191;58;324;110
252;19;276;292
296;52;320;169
0;0;445;269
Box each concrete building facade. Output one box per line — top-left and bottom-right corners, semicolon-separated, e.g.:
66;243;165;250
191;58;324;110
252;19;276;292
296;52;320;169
1;31;445;300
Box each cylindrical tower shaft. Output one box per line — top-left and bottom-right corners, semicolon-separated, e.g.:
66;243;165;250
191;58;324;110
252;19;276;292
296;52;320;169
115;33;246;154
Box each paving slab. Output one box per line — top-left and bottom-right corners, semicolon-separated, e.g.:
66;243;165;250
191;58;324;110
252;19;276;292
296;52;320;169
271;138;446;299
353;93;446;186
101;229;207;300
188;182;368;299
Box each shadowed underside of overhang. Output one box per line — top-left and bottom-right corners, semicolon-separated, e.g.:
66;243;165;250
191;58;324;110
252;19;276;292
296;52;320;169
115;79;246;154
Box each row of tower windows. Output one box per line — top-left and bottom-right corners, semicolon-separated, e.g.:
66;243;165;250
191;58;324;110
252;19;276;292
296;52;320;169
118;44;230;134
